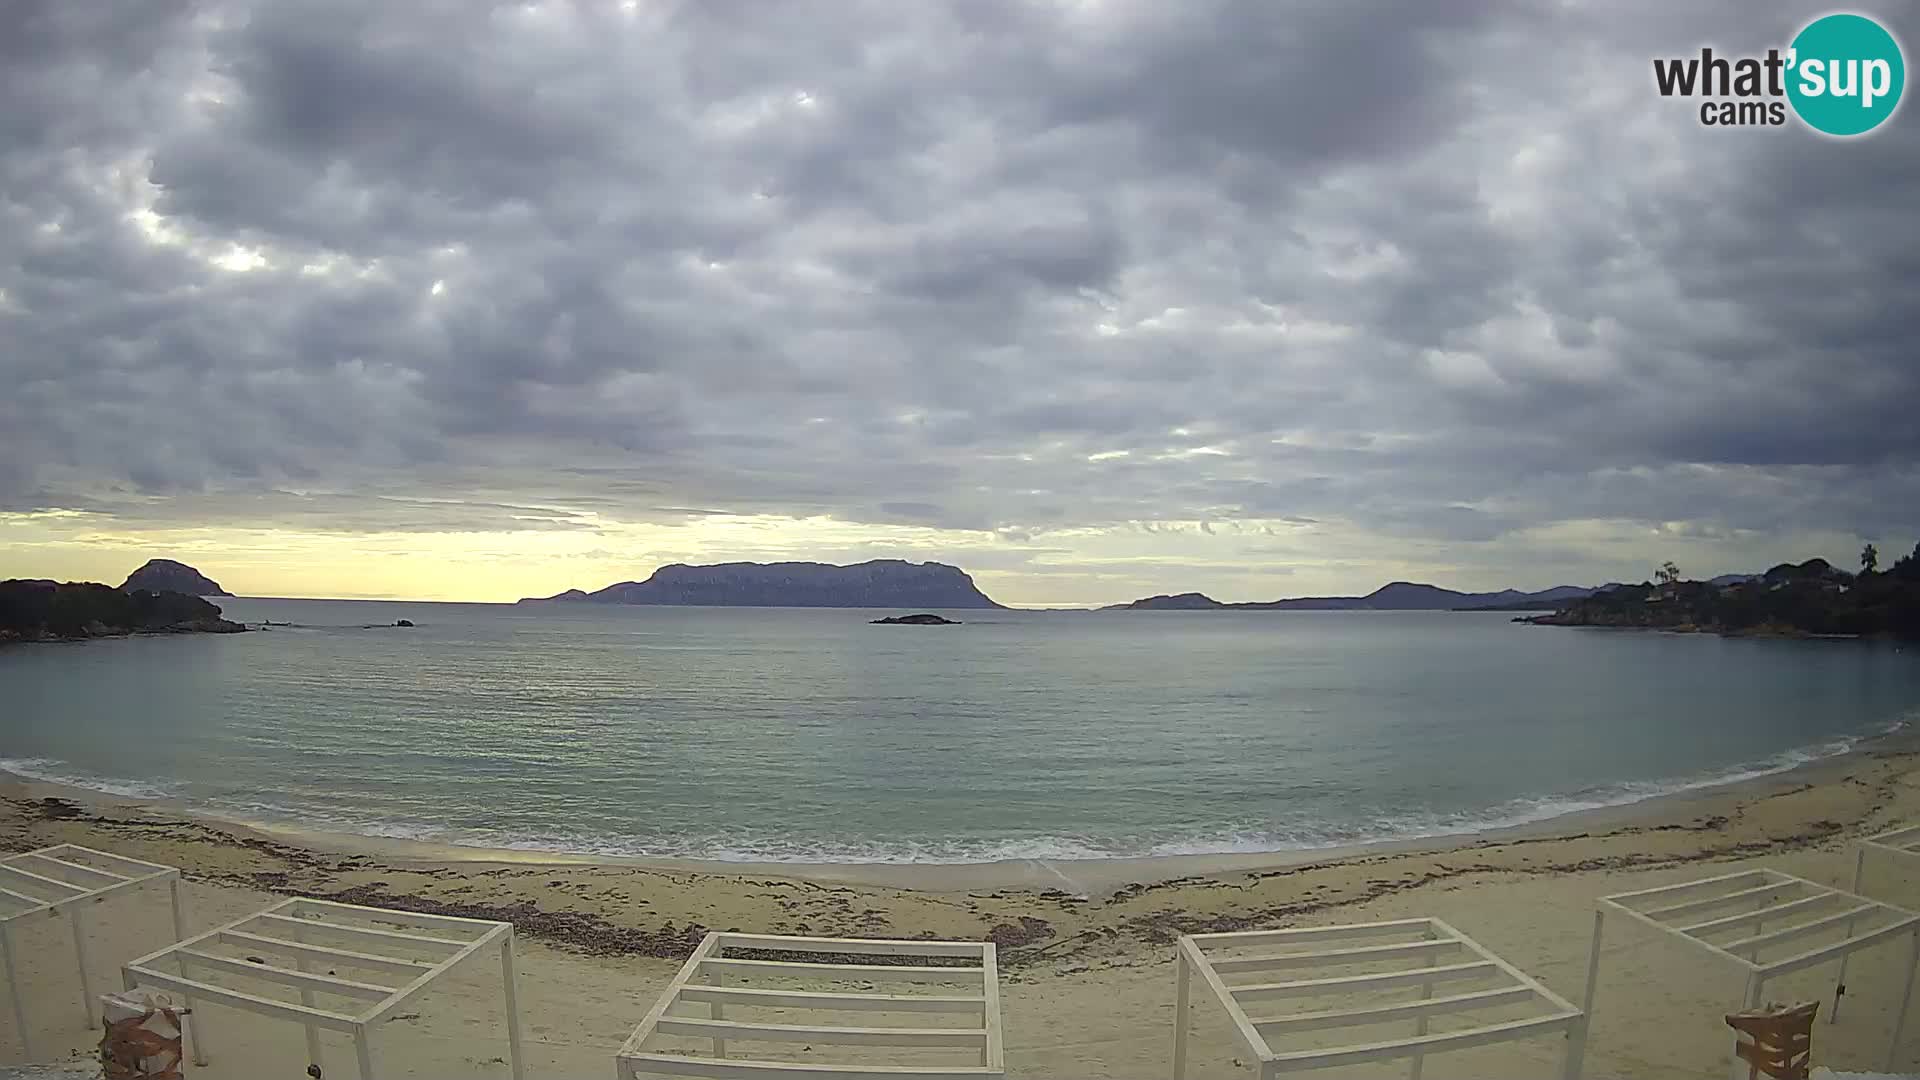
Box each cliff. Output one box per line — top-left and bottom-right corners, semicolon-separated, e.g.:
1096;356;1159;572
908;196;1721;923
0;580;247;642
519;560;1003;609
121;558;232;596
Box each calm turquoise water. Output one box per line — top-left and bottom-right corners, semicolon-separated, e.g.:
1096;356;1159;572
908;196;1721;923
3;600;1918;863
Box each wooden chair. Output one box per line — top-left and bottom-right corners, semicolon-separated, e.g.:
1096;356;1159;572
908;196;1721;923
1725;1001;1819;1080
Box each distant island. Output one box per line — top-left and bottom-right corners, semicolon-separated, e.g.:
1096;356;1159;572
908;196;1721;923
1109;581;1603;612
520;559;1003;609
0;580;247;643
872;613;960;625
1526;549;1920;637
122;558;231;596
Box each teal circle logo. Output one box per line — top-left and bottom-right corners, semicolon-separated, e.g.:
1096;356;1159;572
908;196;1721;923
1787;13;1905;136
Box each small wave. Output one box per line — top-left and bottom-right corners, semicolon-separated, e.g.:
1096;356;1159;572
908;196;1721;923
226;718;1911;865
1141;717;1914;857
12;717;1912;866
0;757;178;800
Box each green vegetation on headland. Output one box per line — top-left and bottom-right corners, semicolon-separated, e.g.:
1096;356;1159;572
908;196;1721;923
1526;546;1920;638
0;580;247;643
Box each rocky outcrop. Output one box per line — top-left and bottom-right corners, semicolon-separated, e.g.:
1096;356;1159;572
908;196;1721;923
1105;592;1224;610
121;559;232;596
1;580;247;643
871;613;960;625
519;560;1002;609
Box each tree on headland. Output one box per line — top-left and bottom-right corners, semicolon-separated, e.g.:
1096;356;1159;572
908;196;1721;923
1535;546;1920;637
1894;542;1920;580
1862;543;1880;574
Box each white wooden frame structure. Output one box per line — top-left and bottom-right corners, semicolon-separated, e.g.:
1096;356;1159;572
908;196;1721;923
1837;826;1920;1028
1173;918;1587;1080
1849;824;1920;899
0;843;184;1060
616;932;1004;1079
1583;868;1920;1071
123;897;525;1080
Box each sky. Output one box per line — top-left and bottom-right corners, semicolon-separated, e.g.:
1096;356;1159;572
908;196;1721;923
3;1;1917;606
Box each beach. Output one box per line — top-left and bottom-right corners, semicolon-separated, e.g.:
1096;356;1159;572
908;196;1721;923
9;742;1920;1078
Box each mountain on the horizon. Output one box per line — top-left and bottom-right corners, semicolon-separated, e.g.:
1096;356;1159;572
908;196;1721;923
1108;581;1607;612
121;558;231;597
519;559;1003;609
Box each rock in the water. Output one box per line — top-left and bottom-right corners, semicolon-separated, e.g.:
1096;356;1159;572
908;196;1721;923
871;613;959;625
121;558;231;596
395;619;415;627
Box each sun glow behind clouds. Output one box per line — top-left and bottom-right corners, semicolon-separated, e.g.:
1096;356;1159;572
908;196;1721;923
4;498;1870;609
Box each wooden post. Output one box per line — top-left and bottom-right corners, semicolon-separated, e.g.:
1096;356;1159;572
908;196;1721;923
177;951;214;1066
2;919;34;1060
167;876;188;943
1887;930;1920;1071
1409;973;1434;1080
1580;910;1605;1019
1834;846;1868;1024
501;932;526;1080
1172;948;1190;1080
72;901;98;1026
355;1023;379;1080
169;877;209;1066
1830;909;1861;1025
1562;1013;1589;1080
289;921;326;1073
709;963;727;1059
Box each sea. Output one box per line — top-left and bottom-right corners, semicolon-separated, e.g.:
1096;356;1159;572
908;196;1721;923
3;599;1918;865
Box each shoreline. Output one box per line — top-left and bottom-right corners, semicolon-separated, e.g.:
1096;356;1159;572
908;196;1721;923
14;737;1920;1075
8;719;1915;894
5;718;1915;898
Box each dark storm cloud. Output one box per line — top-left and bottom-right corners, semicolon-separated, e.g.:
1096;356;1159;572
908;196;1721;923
3;0;1917;565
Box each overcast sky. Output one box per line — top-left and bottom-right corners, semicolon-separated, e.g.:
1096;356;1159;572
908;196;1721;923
3;1;1916;605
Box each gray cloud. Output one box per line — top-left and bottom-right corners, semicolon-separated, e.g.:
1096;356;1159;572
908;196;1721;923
3;0;1917;592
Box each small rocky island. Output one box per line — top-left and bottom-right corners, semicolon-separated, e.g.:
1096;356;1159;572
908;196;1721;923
0;580;247;643
871;613;959;625
121;557;232;596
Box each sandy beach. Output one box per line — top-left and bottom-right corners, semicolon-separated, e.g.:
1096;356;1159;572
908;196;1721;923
9;743;1920;1079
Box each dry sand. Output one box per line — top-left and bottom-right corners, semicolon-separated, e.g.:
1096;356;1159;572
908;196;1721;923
8;743;1920;1078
